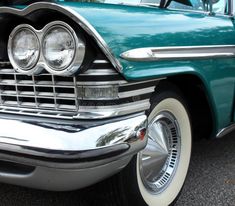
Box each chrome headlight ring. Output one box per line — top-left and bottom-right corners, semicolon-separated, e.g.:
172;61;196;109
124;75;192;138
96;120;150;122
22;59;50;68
8;24;41;75
41;21;85;76
8;21;86;76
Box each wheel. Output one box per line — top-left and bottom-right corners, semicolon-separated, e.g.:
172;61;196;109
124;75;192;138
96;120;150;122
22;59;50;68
118;84;192;206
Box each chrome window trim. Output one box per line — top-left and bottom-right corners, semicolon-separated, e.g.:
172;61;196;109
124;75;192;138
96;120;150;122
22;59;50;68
0;2;123;73
120;45;235;61
230;0;233;15
160;0;232;16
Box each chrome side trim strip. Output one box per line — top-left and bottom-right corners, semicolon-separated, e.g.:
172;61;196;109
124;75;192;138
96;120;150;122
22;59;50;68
0;2;123;72
118;87;155;98
216;123;235;138
76;80;128;86
120;45;235;61
81;69;118;76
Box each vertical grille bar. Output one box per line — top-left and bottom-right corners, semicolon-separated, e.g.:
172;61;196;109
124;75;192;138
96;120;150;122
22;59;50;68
0;74;2;105
14;73;20;105
32;75;39;108
51;74;58;110
0;86;2;105
73;76;79;111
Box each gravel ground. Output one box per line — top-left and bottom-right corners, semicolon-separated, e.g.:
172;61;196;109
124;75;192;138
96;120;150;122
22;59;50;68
0;133;234;206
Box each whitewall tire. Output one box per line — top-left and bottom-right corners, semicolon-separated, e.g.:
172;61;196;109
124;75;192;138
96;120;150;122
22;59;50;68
118;84;192;206
137;97;191;206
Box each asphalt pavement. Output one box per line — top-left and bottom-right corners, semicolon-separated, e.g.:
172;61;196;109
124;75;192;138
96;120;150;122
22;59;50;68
0;133;234;206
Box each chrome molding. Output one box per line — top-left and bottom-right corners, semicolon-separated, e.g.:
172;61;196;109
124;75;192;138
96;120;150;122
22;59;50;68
93;60;109;64
120;45;235;61
118;87;155;98
216;123;235;138
228;0;233;16
77;99;150;119
80;69;118;76
0;2;123;72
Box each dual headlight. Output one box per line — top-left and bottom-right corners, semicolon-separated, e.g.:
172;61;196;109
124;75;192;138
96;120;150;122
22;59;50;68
8;21;85;76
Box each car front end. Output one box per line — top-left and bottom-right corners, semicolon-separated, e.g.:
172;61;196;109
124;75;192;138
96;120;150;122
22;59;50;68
0;2;156;191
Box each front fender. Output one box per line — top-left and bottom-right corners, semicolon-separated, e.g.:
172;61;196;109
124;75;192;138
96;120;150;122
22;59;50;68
1;2;235;135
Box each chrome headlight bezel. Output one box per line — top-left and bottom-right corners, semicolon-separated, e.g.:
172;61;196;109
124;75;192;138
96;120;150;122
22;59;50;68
8;24;41;75
7;21;86;76
41;21;86;76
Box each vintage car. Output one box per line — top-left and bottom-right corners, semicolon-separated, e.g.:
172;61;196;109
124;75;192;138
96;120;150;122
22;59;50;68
0;0;234;205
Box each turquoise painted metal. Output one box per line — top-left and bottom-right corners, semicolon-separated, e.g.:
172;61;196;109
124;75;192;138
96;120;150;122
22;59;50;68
20;2;235;134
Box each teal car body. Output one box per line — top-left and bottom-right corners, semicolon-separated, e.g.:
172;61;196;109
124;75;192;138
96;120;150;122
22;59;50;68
0;0;234;200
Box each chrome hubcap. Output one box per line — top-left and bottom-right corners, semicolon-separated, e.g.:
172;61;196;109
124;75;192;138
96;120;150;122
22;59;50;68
139;111;181;194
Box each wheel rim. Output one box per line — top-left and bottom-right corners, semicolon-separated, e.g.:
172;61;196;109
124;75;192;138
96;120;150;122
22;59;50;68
139;111;181;194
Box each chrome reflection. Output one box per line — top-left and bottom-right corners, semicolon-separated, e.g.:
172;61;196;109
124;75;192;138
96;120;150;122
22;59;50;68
139;111;181;194
0;114;147;160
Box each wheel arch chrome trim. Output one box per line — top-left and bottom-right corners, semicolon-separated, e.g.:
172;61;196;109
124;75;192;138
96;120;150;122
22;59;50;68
120;45;235;61
0;2;123;73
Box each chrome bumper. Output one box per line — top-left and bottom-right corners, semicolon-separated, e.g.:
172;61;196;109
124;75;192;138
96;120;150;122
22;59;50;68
0;113;147;191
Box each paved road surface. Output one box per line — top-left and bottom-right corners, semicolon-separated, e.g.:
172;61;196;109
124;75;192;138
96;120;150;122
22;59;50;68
0;133;234;206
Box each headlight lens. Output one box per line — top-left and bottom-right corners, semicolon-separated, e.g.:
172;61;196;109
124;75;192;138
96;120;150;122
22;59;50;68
42;24;85;75
8;27;40;73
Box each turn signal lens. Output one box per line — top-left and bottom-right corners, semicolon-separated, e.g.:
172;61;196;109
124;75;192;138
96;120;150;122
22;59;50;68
78;86;119;100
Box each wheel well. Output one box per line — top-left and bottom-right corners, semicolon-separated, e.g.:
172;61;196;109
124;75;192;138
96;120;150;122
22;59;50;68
158;75;214;140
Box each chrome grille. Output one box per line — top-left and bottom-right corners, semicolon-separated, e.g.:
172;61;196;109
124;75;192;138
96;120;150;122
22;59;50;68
0;70;79;116
0;59;125;118
0;59;158;119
